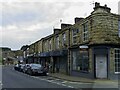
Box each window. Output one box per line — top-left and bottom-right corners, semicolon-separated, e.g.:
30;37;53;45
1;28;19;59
83;23;88;41
118;20;120;37
72;49;89;72
79;50;89;72
56;36;59;49
62;33;66;47
45;42;47;51
72;29;79;44
115;48;120;74
49;40;52;51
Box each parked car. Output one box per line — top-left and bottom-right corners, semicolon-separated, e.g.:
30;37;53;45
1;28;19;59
23;64;30;73
26;64;48;76
19;64;25;72
14;64;20;71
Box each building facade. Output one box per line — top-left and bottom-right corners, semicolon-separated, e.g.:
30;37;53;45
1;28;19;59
23;2;120;80
1;47;17;65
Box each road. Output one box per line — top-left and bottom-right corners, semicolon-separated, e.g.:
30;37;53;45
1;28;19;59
2;65;76;89
1;65;119;90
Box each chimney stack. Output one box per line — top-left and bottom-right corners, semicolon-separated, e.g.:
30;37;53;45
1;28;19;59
61;23;72;29
53;28;61;34
74;17;84;23
93;2;111;13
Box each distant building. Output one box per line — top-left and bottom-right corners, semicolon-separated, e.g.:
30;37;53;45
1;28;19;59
0;47;15;65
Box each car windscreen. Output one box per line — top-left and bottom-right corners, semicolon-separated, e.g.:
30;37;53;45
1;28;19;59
31;64;41;68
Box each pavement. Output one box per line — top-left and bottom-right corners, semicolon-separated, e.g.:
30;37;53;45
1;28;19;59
48;73;119;84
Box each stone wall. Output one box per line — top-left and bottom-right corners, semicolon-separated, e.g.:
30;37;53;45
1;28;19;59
90;13;120;45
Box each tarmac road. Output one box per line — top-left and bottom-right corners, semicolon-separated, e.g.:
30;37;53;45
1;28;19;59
2;65;75;90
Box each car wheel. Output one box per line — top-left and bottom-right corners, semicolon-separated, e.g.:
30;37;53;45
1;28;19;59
28;69;33;75
43;72;47;76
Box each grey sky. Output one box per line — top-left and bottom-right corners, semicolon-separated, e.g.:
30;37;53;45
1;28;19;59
0;0;119;50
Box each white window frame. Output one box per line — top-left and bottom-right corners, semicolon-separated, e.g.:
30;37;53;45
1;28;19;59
56;36;59;49
83;23;88;41
118;20;120;37
114;48;120;74
62;33;66;46
45;42;47;51
72;29;79;44
49;40;52;51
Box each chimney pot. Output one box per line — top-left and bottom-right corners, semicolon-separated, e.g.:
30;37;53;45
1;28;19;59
105;4;107;7
95;2;100;7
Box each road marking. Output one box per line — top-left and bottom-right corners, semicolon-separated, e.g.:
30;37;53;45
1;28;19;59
62;81;68;83
67;85;74;88
69;81;92;84
55;79;60;80
30;75;74;88
12;69;75;88
0;81;3;86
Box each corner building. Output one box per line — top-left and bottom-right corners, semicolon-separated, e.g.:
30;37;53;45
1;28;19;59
69;2;120;79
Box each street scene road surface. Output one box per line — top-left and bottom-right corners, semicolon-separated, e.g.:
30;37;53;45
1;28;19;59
2;65;73;89
2;65;119;90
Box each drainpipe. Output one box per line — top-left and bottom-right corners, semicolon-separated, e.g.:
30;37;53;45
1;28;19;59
67;28;71;75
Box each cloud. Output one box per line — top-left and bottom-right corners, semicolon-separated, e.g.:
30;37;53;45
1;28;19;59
1;1;118;50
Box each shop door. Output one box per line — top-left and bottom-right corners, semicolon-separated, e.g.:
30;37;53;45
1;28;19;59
96;55;107;79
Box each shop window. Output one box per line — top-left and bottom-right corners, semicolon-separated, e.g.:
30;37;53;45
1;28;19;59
72;49;89;72
115;48;120;74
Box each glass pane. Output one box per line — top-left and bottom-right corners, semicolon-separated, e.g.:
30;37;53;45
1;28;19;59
115;67;117;72
118;67;120;72
118;62;120;67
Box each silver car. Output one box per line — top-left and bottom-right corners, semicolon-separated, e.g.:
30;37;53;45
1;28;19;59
23;64;30;73
26;64;48;76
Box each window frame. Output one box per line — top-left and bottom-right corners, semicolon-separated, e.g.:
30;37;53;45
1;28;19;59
72;29;79;44
49;39;52;51
62;33;66;47
72;49;89;72
118;20;120;37
82;23;88;41
114;48;120;74
56;36;59;49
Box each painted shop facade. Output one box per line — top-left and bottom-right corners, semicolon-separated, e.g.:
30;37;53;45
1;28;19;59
22;2;120;80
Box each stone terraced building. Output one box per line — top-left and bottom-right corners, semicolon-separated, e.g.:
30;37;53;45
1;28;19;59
23;2;120;80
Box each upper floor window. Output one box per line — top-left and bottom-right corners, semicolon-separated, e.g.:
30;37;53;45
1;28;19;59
49;40;52;51
62;33;66;47
72;29;79;44
115;48;120;74
56;36;59;49
118;20;120;37
45;42;47;51
83;23;88;41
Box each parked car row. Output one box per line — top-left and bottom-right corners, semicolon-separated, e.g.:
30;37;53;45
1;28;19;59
14;63;48;76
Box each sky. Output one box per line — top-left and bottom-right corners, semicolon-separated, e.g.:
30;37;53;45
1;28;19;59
0;0;119;50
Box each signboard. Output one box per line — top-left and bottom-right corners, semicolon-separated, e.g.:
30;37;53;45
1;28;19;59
79;45;88;49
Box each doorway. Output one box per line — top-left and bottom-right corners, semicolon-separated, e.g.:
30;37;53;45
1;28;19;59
95;55;107;79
